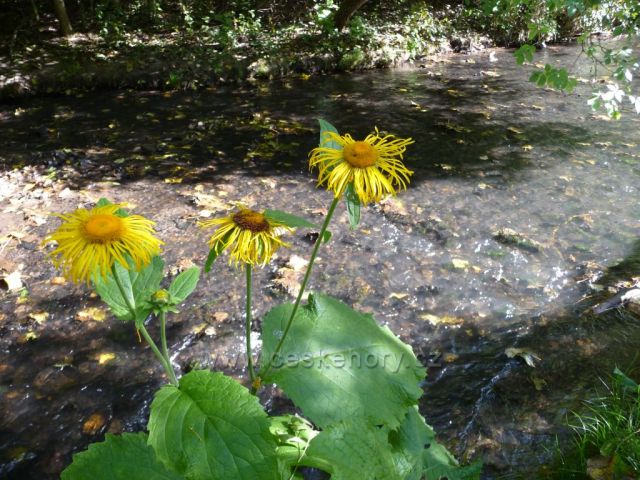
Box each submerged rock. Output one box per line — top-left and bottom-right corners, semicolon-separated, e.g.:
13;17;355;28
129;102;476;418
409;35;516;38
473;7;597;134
492;228;542;253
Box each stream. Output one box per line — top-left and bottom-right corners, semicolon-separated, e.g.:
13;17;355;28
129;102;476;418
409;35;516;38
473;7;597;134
1;43;640;478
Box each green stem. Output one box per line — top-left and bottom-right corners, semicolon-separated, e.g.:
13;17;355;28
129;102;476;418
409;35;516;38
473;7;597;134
260;195;341;379
139;323;178;386
160;311;179;386
245;264;256;386
111;265;178;386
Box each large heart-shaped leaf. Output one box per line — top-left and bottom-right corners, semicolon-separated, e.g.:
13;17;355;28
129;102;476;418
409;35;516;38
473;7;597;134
61;432;183;480
260;294;425;429
148;370;279;480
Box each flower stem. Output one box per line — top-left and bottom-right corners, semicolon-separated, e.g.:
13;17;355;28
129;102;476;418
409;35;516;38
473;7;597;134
111;264;178;386
139;323;178;386
160;311;179;386
245;264;256;386
260;195;341;380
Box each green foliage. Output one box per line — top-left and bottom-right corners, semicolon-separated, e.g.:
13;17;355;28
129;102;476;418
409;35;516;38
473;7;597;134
505;0;640;117
398;407;482;480
167;267;200;304
305;419;399;479
93;255;165;324
204;234;228;273
260;294;425;429
529;64;578;92
551;369;640;477
318;118;340;150
61;433;182;480
264;209;331;243
60;120;479;480
514;44;535;64
269;415;319;478
344;183;361;229
148;370;280;480
96;197;129;217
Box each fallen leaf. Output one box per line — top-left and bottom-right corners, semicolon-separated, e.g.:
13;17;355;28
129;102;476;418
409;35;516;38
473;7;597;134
97;353;116;365
83;413;106;435
75;307;107;322
505;347;541;367
211;311;229;322
420;313;464;326
191;322;208;335
389;292;409;300
28;311;49;324
18;331;38;343
451;258;470;270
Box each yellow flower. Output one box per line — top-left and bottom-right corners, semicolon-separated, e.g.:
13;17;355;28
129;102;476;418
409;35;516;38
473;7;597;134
309;128;414;204
200;208;292;268
44;203;163;284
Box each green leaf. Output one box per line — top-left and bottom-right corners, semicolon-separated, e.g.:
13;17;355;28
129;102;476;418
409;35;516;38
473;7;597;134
96;197;129;217
613;367;639;392
61;433;183;480
203;231;234;273
390;407;481;480
269;415;318;479
204;241;225;273
260;294;425;429
304;419;397;479
264;209;331;243
168;267;200;304
424;450;482;480
93;256;164;322
148;370;279;480
389;407;431;480
344;183;361;229
317;118;340;150
514;44;535;64
264;209;316;229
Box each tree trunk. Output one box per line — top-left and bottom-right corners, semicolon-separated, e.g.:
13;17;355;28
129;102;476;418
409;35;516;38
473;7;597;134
334;0;369;31
30;0;40;22
51;0;73;36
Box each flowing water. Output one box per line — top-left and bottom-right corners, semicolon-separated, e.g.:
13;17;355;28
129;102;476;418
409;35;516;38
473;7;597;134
1;44;640;478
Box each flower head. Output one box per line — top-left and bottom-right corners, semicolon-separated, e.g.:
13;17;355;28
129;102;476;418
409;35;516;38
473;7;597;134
44;203;163;284
309;128;414;204
200;208;293;268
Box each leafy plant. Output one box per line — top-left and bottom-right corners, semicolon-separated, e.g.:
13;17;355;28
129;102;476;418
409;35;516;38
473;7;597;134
550;368;640;478
506;0;640;118
55;121;480;480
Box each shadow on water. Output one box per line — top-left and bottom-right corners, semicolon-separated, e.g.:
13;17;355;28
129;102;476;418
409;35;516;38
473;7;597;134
0;65;595;190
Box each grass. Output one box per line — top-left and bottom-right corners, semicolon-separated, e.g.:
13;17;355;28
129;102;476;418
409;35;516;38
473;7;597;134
549;368;640;479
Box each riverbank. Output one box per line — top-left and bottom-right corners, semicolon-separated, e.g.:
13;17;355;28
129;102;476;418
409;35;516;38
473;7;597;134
1;5;496;100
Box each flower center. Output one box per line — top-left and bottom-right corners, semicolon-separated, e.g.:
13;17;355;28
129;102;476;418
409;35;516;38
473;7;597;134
233;210;270;233
343;141;378;168
84;214;124;241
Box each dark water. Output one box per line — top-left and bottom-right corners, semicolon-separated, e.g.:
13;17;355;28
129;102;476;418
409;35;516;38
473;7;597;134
1;44;640;478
